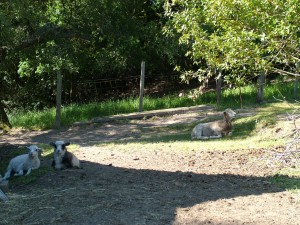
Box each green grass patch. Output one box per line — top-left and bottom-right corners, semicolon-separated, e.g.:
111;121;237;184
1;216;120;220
9;81;300;130
271;168;300;200
98;103;291;151
136;102;298;149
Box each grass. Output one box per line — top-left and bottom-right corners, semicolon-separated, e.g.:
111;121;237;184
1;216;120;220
97;103;292;151
271;168;300;202
8;97;196;130
8;81;300;130
0;144;53;187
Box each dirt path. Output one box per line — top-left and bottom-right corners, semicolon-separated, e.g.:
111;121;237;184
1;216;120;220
0;109;300;225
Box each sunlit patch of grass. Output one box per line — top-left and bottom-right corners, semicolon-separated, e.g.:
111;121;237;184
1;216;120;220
97;102;296;154
9;109;55;130
271;168;300;201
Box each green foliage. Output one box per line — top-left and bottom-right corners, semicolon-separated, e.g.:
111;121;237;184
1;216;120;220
1;0;184;114
164;0;300;85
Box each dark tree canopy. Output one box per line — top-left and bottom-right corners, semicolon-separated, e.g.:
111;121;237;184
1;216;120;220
0;0;299;127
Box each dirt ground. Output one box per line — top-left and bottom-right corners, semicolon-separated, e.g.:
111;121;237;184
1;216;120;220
0;109;300;225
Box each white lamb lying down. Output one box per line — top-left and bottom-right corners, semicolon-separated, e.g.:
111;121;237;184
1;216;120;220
50;141;80;170
191;108;236;140
2;145;42;180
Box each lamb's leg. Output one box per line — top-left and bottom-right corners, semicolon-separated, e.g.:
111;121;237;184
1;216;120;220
191;126;205;140
25;168;32;176
14;170;24;176
2;170;11;180
209;134;222;139
194;136;209;140
14;164;25;176
51;159;55;168
55;164;64;170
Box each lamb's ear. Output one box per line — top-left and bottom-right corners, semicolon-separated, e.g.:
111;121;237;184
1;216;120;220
223;111;230;120
65;142;70;146
49;142;56;147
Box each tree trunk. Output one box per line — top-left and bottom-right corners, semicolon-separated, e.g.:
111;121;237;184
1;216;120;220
0;102;11;129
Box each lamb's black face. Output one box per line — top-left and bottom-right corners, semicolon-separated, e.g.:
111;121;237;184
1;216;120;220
50;141;70;155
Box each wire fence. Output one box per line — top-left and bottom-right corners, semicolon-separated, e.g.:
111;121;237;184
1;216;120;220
60;71;297;104
64;73;198;103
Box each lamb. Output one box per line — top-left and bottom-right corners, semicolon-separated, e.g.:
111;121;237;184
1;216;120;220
50;141;80;170
191;108;236;140
2;145;42;180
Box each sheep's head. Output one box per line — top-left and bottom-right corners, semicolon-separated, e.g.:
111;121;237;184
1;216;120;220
224;108;236;120
27;145;42;159
50;141;70;156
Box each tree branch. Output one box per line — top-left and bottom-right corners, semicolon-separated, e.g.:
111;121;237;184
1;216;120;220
16;23;92;50
273;68;300;77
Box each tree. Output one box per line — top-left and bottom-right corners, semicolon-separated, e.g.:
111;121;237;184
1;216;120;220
163;0;300;103
0;0;183;127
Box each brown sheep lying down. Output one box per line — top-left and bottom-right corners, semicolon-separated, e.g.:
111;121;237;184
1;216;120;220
191;108;236;140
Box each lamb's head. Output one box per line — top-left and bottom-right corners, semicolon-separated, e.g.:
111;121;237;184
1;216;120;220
50;141;70;156
27;145;42;159
224;108;236;121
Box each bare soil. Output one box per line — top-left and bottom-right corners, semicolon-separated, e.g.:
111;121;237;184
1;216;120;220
0;110;300;225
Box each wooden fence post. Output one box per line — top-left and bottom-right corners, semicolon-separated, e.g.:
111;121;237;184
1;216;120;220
294;78;299;99
216;70;222;109
139;61;145;112
55;69;62;129
257;72;265;103
294;62;300;99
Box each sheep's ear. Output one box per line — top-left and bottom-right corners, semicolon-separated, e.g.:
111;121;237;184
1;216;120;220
65;142;70;146
26;146;31;151
49;142;56;147
224;111;230;120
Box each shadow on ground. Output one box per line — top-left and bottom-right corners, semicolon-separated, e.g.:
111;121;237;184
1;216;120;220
1;159;299;225
1;109;299;224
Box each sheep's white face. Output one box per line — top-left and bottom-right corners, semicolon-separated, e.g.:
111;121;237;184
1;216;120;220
27;145;41;159
50;141;70;156
225;108;236;119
